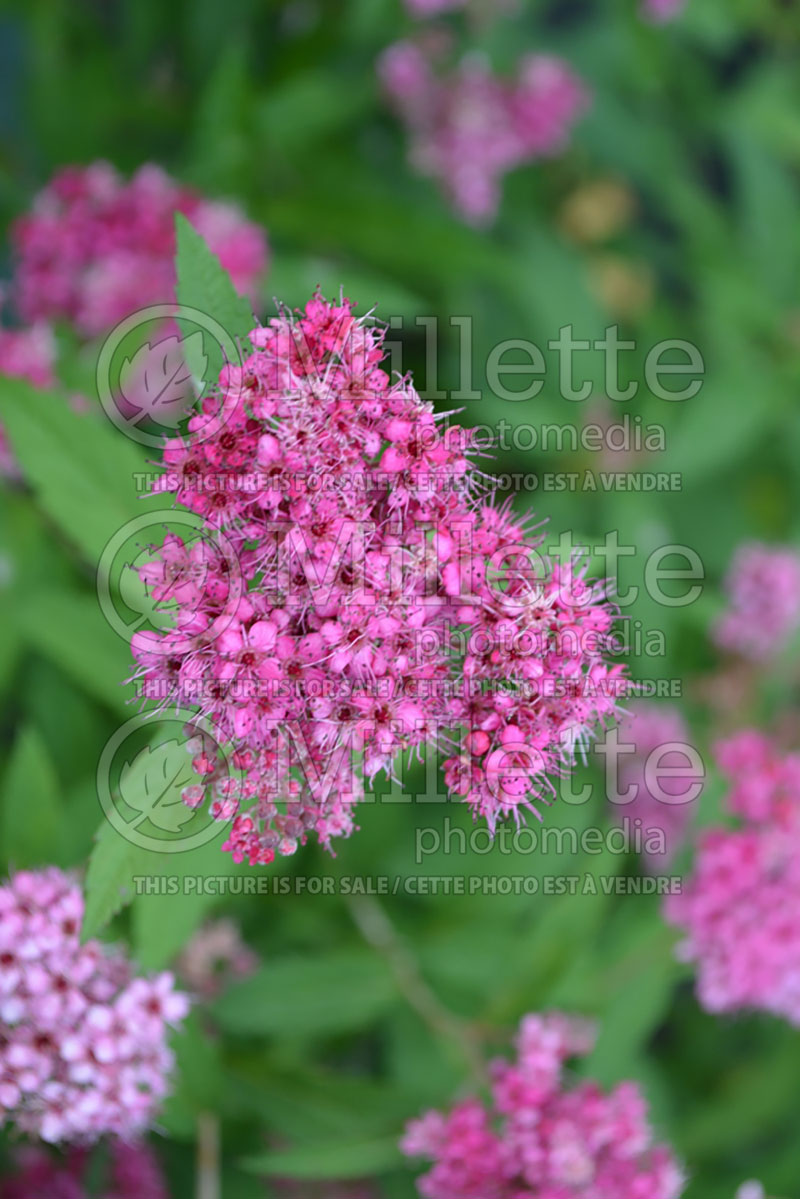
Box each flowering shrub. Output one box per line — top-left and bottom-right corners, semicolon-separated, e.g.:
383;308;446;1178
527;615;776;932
379;43;587;224
10;162;268;338
402;1011;685;1197
131;291;625;867
666;730;800;1024
0;868;188;1142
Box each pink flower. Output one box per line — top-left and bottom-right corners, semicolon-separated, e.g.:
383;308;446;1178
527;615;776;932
402;1012;686;1198
641;0;686;22
404;0;518;14
613;702;702;871
713;542;800;662
665;731;800;1024
131;291;626;867
0;868;188;1143
0;1140;167;1199
11;162;268;337
176;919;257;999
379;43;588;224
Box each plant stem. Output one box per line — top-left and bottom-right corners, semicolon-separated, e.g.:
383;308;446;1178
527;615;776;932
348;892;487;1086
196;1111;220;1199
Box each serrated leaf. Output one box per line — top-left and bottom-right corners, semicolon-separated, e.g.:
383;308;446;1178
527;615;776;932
119;741;196;833
0;377;146;564
174;214;256;386
0;725;65;869
81;739;197;940
118;332;204;426
82;816;159;942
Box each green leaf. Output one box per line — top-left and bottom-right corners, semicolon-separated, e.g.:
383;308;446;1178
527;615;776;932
132;834;238;971
240;1134;403;1180
0;377;146;563
18;588;132;715
160;1010;223;1138
174;213;256;385
119;741;197;834
81;738;200;940
81;811;159;942
213;951;396;1038
1;725;65;869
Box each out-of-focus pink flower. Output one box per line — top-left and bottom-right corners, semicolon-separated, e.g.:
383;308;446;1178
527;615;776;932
614;702;702;871
0;1140;167;1199
379;43;588;224
666;730;800;1025
176;919;257;999
641;0;686;22
406;0;467;14
403;1012;686;1198
0;323;55;389
714;543;800;662
0;868;188;1143
404;0;518;14
11;162;268;338
735;1185;766;1199
132;291;626;868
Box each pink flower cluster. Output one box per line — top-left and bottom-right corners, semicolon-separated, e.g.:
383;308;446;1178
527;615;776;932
11;162;268;338
176;919;257;999
0;1140;166;1199
0;868;188;1143
666;730;800;1024
131;291;625;867
379;43;587;224
402;1012;685;1198
713;542;800;662
614;702;700;871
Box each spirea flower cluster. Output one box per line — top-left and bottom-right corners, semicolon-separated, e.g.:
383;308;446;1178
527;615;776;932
379;42;587;224
666;730;800;1024
0;868;188;1143
0;1140;166;1199
402;1011;686;1198
10;162;268;338
614;702;699;872
131;292;626;868
713;542;800;662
